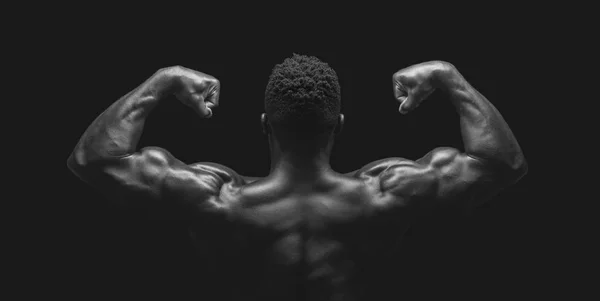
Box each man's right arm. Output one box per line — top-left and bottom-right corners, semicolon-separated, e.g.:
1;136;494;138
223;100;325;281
356;62;527;211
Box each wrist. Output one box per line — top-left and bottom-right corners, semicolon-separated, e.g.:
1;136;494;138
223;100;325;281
148;67;181;98
434;62;468;92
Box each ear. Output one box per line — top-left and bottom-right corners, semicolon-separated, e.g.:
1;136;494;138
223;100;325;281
261;113;270;135
334;114;344;135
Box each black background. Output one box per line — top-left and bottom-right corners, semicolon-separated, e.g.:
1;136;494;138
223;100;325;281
48;17;554;299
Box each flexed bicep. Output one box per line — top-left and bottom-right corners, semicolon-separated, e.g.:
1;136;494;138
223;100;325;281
67;66;229;212
363;61;527;211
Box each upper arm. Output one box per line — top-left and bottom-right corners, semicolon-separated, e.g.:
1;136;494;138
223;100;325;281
356;147;524;211
67;146;244;209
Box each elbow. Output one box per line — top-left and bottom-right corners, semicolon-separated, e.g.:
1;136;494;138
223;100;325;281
67;152;81;176
507;154;528;183
519;159;528;177
518;160;528;181
67;150;89;179
514;153;528;176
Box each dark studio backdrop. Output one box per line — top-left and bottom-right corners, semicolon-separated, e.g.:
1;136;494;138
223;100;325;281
56;29;546;298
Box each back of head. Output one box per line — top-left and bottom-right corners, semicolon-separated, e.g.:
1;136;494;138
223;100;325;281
264;54;341;138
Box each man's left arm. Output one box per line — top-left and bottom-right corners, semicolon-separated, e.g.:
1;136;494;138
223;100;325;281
67;66;242;209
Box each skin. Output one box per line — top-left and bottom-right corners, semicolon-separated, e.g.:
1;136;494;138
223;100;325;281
67;62;527;300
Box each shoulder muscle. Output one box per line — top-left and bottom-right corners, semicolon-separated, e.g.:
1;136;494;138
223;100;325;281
356;147;496;210
83;147;242;210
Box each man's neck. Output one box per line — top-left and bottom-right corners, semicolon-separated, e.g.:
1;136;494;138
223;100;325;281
269;151;333;180
267;131;336;180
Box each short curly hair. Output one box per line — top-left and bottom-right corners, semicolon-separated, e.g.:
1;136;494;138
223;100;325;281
265;54;341;135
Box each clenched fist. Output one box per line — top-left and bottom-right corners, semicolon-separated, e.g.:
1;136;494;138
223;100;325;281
393;61;454;114
159;66;220;118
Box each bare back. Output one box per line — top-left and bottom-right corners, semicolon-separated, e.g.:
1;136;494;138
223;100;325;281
186;171;418;301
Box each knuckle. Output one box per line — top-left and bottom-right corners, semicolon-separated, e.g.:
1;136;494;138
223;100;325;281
438;61;455;71
168;65;185;72
157;65;185;75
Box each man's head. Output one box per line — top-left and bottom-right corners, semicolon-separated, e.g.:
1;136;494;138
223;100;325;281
263;54;343;141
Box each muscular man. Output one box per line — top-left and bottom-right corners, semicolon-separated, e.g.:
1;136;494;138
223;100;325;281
67;54;527;300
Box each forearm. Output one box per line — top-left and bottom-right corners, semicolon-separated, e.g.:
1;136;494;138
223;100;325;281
439;66;527;172
68;70;174;167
